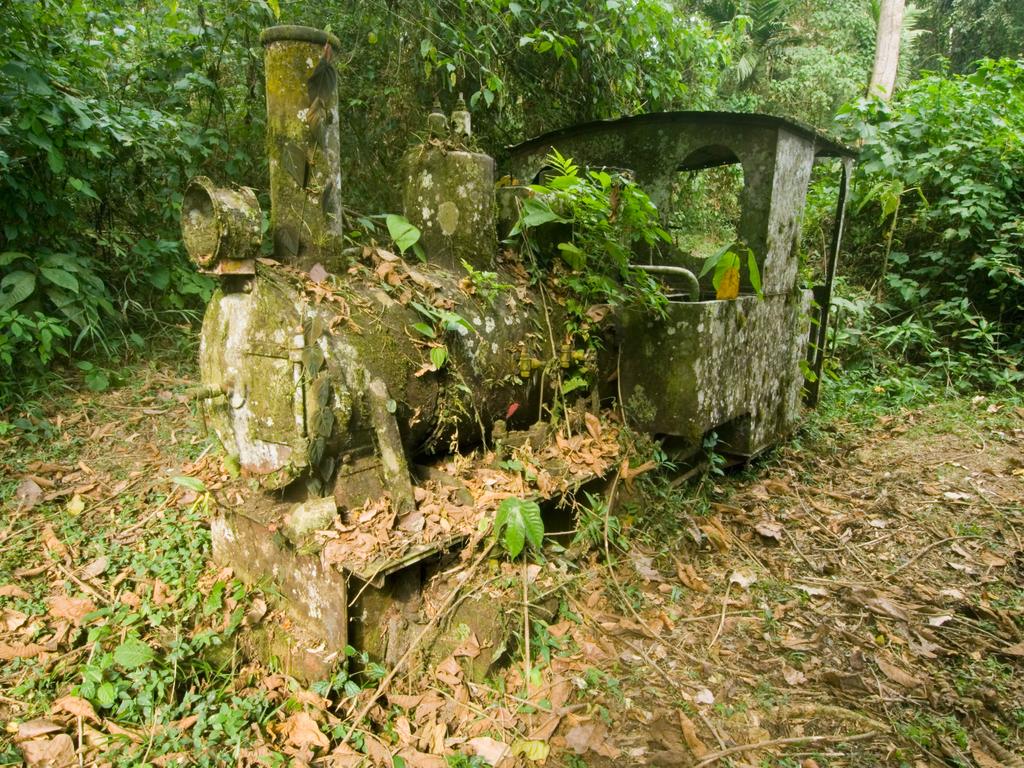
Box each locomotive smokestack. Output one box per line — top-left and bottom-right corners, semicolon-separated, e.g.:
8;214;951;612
261;26;343;267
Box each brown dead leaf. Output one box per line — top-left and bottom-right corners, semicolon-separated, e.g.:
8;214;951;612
15;719;64;741
849;587;911;622
40;525;69;561
0;642;51;661
280;711;329;753
584;412;602;440
565;719;621;758
47;595;95;626
631;552;663;582
764;479;793;496
14;477;43;511
51;695;99;723
677;712;708;758
151;579;176;606
78;557;108;581
821;670;868;693
755;518;784;541
971;745;1005;768
2;607;28;631
435;655;463;687
0;583;32;599
467;736;511;766
875;654;925;689
782;665;807;686
19;733;76;768
674;559;710;592
326;742;364;768
398;748;447;768
998;640;1024;657
453;631;481;659
700;517;732;552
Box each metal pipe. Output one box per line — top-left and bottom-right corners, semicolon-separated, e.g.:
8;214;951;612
630;264;700;302
805;157;852;406
261;25;343;266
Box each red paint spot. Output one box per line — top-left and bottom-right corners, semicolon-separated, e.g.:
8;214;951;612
506;402;520;420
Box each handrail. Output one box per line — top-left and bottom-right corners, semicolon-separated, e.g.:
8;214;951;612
630;264;700;302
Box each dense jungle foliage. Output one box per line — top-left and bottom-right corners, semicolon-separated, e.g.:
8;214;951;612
0;0;1022;396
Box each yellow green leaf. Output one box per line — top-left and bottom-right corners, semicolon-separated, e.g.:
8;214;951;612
512;739;550;761
716;265;740;300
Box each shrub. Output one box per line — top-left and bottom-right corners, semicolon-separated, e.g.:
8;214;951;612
836;58;1024;388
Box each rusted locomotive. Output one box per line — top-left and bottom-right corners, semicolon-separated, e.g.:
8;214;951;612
181;25;854;676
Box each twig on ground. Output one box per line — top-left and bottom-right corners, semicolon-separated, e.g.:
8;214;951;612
693;730;878;767
771;703;888;731
889;534;985;576
707;581;731;650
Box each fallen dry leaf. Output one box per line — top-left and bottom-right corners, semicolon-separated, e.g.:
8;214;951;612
15;720;64;741
677;711;708;758
694;687;715;705
971;745;1004;768
466;736;511;766
755;518;784;541
0;642;50;661
0;583;32;599
78;556;108;581
2;607;28;631
51;695;99;723
875;654;925;688
47;595;96;626
40;526;69;561
280;710;329;753
729;568;757;589
782;665;807;686
565;719;620;758
675;561;710;592
999;640;1024;657
14;477;43;511
20;733;75;768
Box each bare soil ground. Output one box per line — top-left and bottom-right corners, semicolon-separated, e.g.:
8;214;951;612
1;360;1022;767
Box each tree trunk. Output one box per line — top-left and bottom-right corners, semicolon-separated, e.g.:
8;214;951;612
868;0;906;100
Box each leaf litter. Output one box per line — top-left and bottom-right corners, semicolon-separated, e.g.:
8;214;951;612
0;364;1022;766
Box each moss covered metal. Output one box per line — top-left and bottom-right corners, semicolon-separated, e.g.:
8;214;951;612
262;26;343;267
187;38;858;674
402;144;497;272
181;176;261;274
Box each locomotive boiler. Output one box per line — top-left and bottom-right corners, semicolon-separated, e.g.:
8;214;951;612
181;25;855;677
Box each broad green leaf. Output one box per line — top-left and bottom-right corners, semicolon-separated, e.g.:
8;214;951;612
557;242;586;270
96;682;116;709
0;270;36;310
68;176;99;200
40;266;79;293
430;345;447;370
411;322;436;338
47;149;64;174
113;638;154;669
495;497;543;558
0;252;29;267
172;475;207;492
520;197;563;228
385;214;421;254
148;266;170;291
504;518;526;558
265;0;280;18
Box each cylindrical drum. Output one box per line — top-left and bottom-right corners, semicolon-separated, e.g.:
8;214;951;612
261;25;343;267
181;176;261;270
